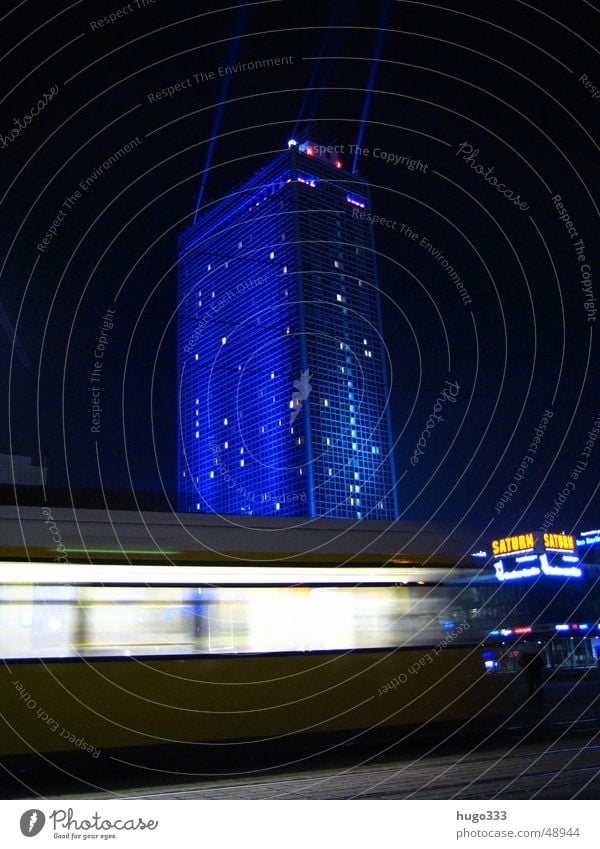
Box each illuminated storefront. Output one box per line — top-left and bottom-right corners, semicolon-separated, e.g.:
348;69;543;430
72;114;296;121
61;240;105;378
490;531;582;582
475;530;600;671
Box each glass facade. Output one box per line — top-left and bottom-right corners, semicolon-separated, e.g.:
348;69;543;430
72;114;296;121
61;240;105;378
178;141;397;519
448;567;600;671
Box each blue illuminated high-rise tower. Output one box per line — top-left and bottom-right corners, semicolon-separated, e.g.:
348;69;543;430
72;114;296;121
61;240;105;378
178;139;398;520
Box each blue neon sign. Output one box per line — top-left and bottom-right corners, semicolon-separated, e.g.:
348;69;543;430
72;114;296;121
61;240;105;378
493;553;583;582
539;553;582;578
577;534;600;546
493;560;541;581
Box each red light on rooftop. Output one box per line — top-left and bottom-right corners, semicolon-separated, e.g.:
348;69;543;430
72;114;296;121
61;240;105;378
306;146;314;156
514;626;532;634
335;160;342;169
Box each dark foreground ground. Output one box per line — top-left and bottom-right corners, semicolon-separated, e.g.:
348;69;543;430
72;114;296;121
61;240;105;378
3;674;600;800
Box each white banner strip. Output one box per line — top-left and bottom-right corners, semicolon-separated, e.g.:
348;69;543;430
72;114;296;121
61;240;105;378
0;799;597;848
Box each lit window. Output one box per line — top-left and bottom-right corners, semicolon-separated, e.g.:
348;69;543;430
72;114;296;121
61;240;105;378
240;459;244;467
269;251;275;259
323;399;329;407
222;337;227;345
271;372;275;379
328;468;332;475
276;502;281;510
326;437;331;445
352;443;358;450
224;441;228;448
283;266;287;273
334;260;339;268
336;294;342;302
210;471;214;479
195;354;198;360
195;431;199;438
207;264;211;271
224;417;228;425
238;241;243;249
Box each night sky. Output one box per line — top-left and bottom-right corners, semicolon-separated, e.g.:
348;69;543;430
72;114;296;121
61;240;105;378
1;0;599;538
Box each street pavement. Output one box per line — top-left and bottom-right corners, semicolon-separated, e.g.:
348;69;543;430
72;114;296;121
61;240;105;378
29;676;599;800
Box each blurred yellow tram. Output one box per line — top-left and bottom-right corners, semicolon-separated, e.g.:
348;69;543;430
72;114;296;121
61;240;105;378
0;555;496;758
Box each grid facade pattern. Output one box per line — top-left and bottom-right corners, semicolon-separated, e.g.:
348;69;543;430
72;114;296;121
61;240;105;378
292;153;397;520
178;144;397;519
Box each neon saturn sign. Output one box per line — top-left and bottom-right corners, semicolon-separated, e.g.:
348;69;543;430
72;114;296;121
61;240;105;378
491;532;582;582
